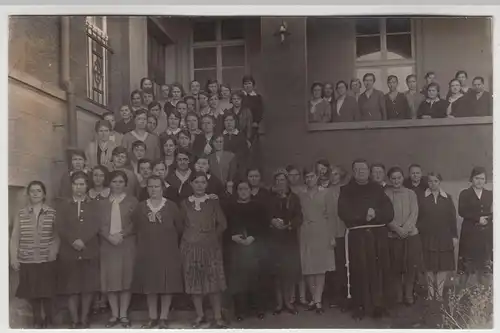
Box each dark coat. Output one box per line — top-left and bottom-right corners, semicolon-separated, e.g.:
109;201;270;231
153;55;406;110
385;92;411;120
417;99;449;118
332;95;359;122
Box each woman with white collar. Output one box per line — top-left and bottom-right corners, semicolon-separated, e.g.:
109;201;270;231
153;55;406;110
417;172;457;302
417;83;449;119
180;171;228;328
165;148;195;202
132;175;184;329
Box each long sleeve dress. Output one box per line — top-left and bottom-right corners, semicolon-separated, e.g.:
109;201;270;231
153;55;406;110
417;189;457;272
99;195;138;292
180;196;227;294
457;187;493;274
132;198;184;294
55;197;102;295
297;188;336;275
267;191;303;284
225;200;269;295
337;180;394;311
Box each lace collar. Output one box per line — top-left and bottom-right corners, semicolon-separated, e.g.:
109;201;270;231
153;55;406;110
188;194;210;211
425;188;448;198
223;129;239;135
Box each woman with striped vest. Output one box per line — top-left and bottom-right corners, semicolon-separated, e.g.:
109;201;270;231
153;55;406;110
10;180;59;328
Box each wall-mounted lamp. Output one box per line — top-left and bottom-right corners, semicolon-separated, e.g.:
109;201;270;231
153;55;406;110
275;20;291;43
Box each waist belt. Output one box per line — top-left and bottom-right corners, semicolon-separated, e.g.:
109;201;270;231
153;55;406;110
345;223;386;299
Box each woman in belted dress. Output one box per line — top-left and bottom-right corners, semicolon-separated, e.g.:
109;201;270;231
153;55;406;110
132;175;184;329
458;166;493;288
180;171;228;329
99;170;138;328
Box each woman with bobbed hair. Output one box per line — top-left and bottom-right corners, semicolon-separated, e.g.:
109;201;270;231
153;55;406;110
417;83;449;119
308;82;332;123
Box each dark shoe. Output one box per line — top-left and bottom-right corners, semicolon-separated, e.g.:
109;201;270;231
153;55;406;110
105;317;119;328
284;304;299;315
120;317;131;328
211;319;228;329
315;304;324;315
192;316;206;329
272;307;282;315
351;307;365;321
158;319;170;329
141;319;158;329
257;312;265;320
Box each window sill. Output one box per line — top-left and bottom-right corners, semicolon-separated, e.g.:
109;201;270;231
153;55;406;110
307;116;493;132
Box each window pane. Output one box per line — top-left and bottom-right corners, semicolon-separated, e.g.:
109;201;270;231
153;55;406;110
356;36;382;61
387;66;415;92
221;19;244;40
193;47;217;69
193;21;216;42
222;67;245;89
222;45;245;67
387;34;412;60
356;68;383;91
194;69;217;88
386;18;411;33
355;18;380;35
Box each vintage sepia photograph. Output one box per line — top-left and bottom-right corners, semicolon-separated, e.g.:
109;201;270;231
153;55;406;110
8;13;493;329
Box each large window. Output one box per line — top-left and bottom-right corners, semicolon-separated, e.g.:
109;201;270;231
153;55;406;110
85;16;111;107
355;18;414;92
191;19;246;89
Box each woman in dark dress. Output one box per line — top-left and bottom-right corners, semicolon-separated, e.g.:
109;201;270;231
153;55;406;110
165;149;194;202
55;171;102;328
10;181;59;328
223;112;250;173
417;172;457;302
268;169;302;316
180;171;228;328
385;75;411;120
332;81;359;122
56;149;89;201
132;176;184;329
447;79;470;118
193;155;226;198
403;164;428;200
417;83;449;119
225;180;269;321
99;171;138;328
458;167;493;288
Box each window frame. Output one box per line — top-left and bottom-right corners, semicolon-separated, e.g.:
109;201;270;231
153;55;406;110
85;16;111;108
190;19;247;86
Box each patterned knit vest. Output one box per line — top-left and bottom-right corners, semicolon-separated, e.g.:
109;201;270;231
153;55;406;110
17;206;56;263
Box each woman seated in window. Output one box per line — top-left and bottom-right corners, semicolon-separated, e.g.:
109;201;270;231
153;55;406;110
308;82;332;123
404;74;425;119
447;79;470;118
358;73;387;121
385;75;411;120
332;81;358;122
349;78;362;102
417;83;449;119
470;76;493;117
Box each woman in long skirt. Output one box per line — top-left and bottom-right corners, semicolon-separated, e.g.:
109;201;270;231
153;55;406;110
100;171;139;328
268;169;302;316
133;175;184;329
180;171;228;328
385;167;424;305
10;181;59;328
297;166;336;314
225;180;269;321
458;166;493;287
55;171;102;328
417;172;458;302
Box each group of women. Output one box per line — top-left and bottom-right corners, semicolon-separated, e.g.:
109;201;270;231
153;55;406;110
309;70;492;122
10;74;493;329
